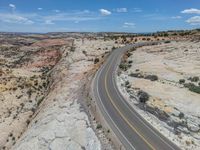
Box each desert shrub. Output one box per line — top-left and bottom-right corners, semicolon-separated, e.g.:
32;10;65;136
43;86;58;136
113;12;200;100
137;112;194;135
125;81;131;88
129;73;139;77
135;69;140;72
184;82;195;88
82;50;87;55
137;90;149;103
112;46;116;50
119;63;128;71
31;108;36;113
142;38;146;41
125;81;130;86
26;119;30;125
70;46;75;52
94;58;99;64
163;33;169;37
164;41;171;43
128;60;133;64
184;83;200;94
20;103;24;107
27;89;32;98
189;85;200;94
144;75;158;81
12;87;17;91
188;76;199;82
126;52;132;57
130;47;136;51
179;112;184;119
34;80;38;86
17;95;23;99
42;82;47;88
185;140;191;146
129;72;144;78
179;79;185;84
96;124;102;129
9;133;13;137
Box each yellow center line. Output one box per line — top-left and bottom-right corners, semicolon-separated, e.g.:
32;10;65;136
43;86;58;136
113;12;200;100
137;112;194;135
104;58;156;150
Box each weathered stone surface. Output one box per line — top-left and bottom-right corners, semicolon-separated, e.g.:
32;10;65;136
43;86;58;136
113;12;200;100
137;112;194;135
12;38;118;150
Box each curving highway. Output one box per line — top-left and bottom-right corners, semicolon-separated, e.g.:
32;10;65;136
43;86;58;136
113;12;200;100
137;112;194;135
93;42;181;150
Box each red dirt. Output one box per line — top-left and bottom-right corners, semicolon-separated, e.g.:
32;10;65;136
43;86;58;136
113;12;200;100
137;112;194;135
27;49;62;68
31;39;70;48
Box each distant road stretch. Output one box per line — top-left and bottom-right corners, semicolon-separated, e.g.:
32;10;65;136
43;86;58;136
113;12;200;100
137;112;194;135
93;42;181;150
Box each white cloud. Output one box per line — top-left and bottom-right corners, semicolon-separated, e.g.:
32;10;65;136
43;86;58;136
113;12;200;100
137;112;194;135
123;22;135;28
83;10;90;13
0;13;34;24
0;10;102;26
99;9;111;16
38;8;43;10
45;20;54;24
9;4;16;10
171;16;182;19
43;10;101;24
116;8;127;13
133;8;142;13
53;9;60;13
181;8;200;14
186;16;200;25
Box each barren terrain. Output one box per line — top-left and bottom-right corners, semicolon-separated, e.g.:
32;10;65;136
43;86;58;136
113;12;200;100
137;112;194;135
117;40;200;150
0;33;121;150
1;30;200;150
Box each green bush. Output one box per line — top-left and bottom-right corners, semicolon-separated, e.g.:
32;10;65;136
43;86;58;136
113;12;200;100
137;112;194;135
126;52;132;57
179;79;185;84
125;81;130;86
128;60;133;64
179;112;184;119
70;46;75;52
119;63;128;71
189;85;200;94
184;83;200;94
96;124;102;129
130;47;136;51
137;90;149;103
144;75;158;81
188;76;199;82
129;73;139;77
94;58;99;64
129;72;143;78
112;46;116;50
164;41;171;43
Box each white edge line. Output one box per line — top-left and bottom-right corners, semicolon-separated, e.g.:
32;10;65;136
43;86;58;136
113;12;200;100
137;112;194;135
94;56;136;150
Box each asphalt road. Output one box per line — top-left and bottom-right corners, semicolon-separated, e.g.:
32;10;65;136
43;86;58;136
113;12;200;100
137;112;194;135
93;42;181;150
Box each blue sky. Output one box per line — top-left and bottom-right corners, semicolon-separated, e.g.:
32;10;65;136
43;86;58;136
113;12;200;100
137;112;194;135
0;0;200;33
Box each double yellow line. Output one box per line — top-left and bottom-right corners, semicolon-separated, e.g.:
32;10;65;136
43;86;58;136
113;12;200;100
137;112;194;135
104;57;156;150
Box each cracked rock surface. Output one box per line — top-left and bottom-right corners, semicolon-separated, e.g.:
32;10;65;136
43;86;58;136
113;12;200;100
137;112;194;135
13;38;118;150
